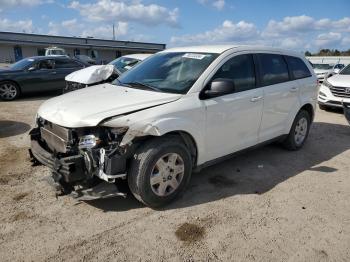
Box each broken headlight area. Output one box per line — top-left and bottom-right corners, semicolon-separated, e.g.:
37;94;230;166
29;118;130;199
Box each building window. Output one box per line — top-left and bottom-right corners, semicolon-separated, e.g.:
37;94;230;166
74;49;80;56
37;48;45;56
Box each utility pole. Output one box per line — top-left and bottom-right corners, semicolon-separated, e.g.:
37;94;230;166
113;23;115;40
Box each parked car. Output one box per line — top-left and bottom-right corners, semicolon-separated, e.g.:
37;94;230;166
0;56;89;100
312;63;345;82
64;54;151;93
29;45;317;207
318;64;350;110
74;54;97;65
312;63;335;82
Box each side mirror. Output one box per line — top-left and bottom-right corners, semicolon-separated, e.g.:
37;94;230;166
202;78;235;99
27;66;36;72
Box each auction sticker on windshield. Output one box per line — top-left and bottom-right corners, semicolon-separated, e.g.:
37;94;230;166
182;53;207;60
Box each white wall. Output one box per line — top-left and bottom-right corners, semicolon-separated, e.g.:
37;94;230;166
307;56;350;65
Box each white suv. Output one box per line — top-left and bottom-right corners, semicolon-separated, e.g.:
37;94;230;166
318;64;350;110
29;45;317;207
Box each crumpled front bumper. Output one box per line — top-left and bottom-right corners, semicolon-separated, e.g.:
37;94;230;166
29;127;128;199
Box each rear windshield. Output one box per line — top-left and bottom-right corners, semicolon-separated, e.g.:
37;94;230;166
312;64;333;70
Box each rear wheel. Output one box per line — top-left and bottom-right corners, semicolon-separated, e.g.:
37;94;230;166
283;110;311;151
0;81;20;101
128;136;192;208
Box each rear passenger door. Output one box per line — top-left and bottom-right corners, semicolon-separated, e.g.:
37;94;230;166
203;54;264;161
257;53;300;142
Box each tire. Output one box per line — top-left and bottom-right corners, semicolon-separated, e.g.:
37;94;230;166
318;104;328;111
0;81;20;101
282;110;311;151
128;136;192;208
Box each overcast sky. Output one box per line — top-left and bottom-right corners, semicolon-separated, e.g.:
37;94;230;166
0;0;349;52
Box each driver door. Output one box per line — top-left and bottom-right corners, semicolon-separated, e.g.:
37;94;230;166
24;59;56;92
202;54;264;161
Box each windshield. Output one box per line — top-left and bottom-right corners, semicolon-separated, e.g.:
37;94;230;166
10;58;35;70
49;49;65;55
109;57;140;73
313;64;333;70
340;65;350;75
116;52;219;94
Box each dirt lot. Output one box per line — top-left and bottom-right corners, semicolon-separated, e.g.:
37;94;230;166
0;95;349;262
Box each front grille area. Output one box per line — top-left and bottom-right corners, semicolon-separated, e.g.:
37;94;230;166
64;81;87;93
329;86;350;98
39;119;73;153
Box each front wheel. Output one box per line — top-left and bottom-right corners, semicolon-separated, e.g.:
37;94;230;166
128;136;192;208
0;81;20;101
282;110;311;151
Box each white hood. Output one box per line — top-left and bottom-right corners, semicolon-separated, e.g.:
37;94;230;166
327;74;350;87
38;84;182;128
65;65;116;84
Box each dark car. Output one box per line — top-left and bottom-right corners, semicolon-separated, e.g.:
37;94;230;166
0;56;89;101
74;55;97;65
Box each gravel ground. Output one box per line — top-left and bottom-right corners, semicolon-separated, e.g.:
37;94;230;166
0;94;349;262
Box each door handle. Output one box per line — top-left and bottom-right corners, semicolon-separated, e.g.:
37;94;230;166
290;87;299;92
250;96;263;102
50;71;57;74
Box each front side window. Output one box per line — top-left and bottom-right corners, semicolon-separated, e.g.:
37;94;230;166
285;56;311;80
37;59;54;70
211;54;256;93
117;52;219;94
258;54;289;86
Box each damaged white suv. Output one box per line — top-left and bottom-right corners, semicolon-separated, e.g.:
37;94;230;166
29;45;317;207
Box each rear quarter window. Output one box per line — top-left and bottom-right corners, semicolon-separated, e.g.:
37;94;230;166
285;56;312;80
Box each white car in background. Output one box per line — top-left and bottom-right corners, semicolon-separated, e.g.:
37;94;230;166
312;63;335;82
64;53;152;93
318;64;350;110
312;63;345;82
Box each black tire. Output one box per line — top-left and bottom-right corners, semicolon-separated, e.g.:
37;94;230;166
128;136;192;208
0;81;20;101
318;104;328;111
282;110;311;151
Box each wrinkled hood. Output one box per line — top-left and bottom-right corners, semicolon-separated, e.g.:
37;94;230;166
65;65;116;84
327;74;350;87
38;83;182;128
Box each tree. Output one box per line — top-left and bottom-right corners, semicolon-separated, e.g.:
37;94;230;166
305;51;312;56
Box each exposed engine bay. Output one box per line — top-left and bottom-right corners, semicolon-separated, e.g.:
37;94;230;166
29;116;135;200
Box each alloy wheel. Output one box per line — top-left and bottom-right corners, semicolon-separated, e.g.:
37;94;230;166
0;83;17;100
294;117;308;146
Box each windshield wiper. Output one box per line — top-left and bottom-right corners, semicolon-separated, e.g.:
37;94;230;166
123;81;162;92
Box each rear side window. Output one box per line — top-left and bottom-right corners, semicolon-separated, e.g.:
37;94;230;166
55;59;82;69
257;54;289;86
212;54;256;93
285;56;311;79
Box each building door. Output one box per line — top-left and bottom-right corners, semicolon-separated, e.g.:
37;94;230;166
14;46;23;61
74;49;80;56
